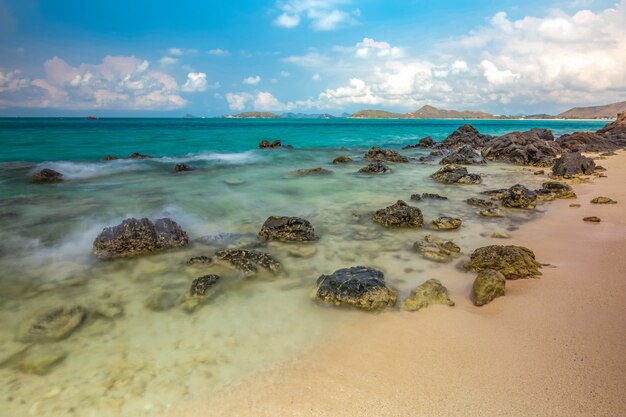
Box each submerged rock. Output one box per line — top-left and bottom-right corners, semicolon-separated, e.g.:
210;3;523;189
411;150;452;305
465;245;541;279
471;269;506;306
403;136;435;149
431;164;482;184
358;161;392;174
128;152;151;159
440;144;485;165
187;255;212;264
17;305;87;343
436;124;493;150
289;167;333;176
93;218;189;260
259;216;319;242
539;182;577;200
259;140;290;149
501;184;537;209
332;155;352;164
363;146;409;163
182;274;221;313
422;193;448;200
175;163;193;172
18;348;68;375
313;266;397;311
591;196;617;204
465;197;495;208
213;249;281;275
413;235;460;263
432;216;462;230
483;129;559;166
32;168;63;183
476;207;505;217
145;290;181;311
401;279;454;311
373;200;423;228
552;152;596;177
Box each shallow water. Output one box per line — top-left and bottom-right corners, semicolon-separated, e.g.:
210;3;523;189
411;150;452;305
0;118;605;416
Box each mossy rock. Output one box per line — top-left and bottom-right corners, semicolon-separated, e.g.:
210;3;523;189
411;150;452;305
465;245;541;279
471;269;506;306
373;200;423;228
401;279;454;311
18;348;68;375
17;305;87;343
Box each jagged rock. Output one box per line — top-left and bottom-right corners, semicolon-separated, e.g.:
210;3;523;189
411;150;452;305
403;136;435;149
471;269;506;306
182;275;221;313
289;167;333;176
483;129;559;166
480;189;509;201
465;198;495;208
313;266;397;311
401;279;454;311
432;216;462;230
102;155;118;161
591;196;617;204
422;193;448;200
583;216;601;222
128;152;151;159
18;348;68;375
93;218;189;260
539;182;576;200
358;161;392;174
477;207;505;217
364;146;409;163
597;110;626;144
431;164;482;184
373;200;423;228
145;290;180;311
501;184;537;209
332;155;352;164
440;144;485;165
259;216;318;241
410;194;422;201
552;152;596;177
175;163;193;172
413;235;460;262
557;132;618;153
259;140;286;149
465;245;541;279
32;168;63;183
212;249;280;275
436;124;493;150
17;305;87;343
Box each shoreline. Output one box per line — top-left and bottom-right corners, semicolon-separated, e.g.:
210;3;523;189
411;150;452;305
168;151;626;417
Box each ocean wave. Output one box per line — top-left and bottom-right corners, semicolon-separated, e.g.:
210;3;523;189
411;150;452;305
155;151;258;164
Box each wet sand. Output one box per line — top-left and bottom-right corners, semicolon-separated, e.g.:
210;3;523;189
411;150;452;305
169;151;626;417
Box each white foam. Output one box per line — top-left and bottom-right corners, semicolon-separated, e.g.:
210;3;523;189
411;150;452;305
35;160;150;180
155;151;258;164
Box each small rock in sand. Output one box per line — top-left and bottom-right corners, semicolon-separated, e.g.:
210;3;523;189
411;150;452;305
583;216;601;223
590;197;617;204
401;279;454;311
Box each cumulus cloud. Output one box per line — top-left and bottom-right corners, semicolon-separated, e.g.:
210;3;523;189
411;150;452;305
273;0;358;31
0;55;186;110
225;92;251;111
242;75;261;85
355;38;403;58
159;56;178;66
254;91;283;110
168;48;197;56
181;72;212;92
207;49;230;56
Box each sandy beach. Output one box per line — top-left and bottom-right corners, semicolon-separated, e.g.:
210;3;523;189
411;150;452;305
169;151;626;417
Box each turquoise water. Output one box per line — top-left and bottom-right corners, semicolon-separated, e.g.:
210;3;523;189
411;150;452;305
0;118;608;416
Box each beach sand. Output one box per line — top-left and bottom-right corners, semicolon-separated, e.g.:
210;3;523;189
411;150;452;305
168;152;626;417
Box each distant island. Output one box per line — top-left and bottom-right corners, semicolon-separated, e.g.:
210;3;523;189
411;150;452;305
228;112;282;119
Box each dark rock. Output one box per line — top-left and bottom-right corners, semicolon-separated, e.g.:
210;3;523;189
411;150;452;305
373;200;423;228
591;196;617;204
93;218;189;260
413;235;460;263
480;189;509;200
430;150;444;156
128;152;151;159
557;131;617;153
539;182;576;199
213;249;281;275
102;155;119;161
465;245;541;279
409;194;422;201
483;129;560;166
534;170;545;175
289;167;333;176
436;124;493;150
583;216;601;223
332;155;352;164
313;266;397;311
190;275;221;296
552;152;596;177
187;255;212;264
432;216;462;230
363;146;409;163
32;168;63;183
471;269;506;306
440;144;485;165
175;163;193;172
17;305;87;343
400;279;454;311
476;207;505;217
259;140;286;149
431;164;482;184
403;136;435;149
597;110;626;144
418;156;434;162
421;193;448;200
358;162;392;174
465;198;495;208
259;216;318;242
501;184;537;209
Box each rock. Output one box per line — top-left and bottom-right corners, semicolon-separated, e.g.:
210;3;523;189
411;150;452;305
471;269;506;306
432;216;462;230
409;194;422;201
552;152;596;177
286;246;318;258
501;184;537;209
18;348;68;375
595;165;606;172
440;144;485;165
591;196;617;204
418;156;434;162
430;150;444;156
583;216;601;223
17;305;87;343
102;155;118;161
373;200;423;228
480;189;509;201
187;255;212;264
491;231;510;239
403;136;436;149
465;198;495;208
182;275;221;313
358;162;392;174
128;152;151;159
465;245;542;279
436;124;493;150
174;163;193;172
332;155;352;164
93;218;189;260
483;129;560;166
363;146;409;163
569;203;581;208
259;140;286;149
259;216;318;241
477;207;505;217
534;170;545;175
431;164;482;184
401;279;455;311
145;290;181;311
422;193;448;200
413;235;460;263
540;182;577;199
313;266;397;311
212;249;281;275
289;167;333;176
92;302;124;320
557;131;618;153
32;168;63;183
597;110;626;144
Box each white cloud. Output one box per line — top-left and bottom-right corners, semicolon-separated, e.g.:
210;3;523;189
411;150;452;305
181;72;211;92
312;73;321;81
226;92;251;111
159;56;178;66
283;52;329;68
168;48;197;56
272;0;358;31
242;75;261;85
254;92;283;110
280;70;291;77
355;37;404;58
207;49;230;56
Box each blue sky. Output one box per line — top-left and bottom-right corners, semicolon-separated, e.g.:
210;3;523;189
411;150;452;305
0;0;624;116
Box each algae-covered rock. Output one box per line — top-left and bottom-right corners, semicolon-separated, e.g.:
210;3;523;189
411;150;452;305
313;266;397;311
432;216;462;230
476;207;505;217
591;196;617;204
332;155;352;164
431;164;481;184
465;245;541;279
32;168;63;183
18;348;68;375
373;200;423;228
471;269;506;306
182;274;221;313
540;182;576;199
358;161;392;174
145;290;181;311
501;184;537;209
289;167;333;176
413;235;460;263
466;198;495;208
259;216;318;242
17;305;87;343
401;279;455;311
212;249;281;275
363;146;409;163
421;193;448;200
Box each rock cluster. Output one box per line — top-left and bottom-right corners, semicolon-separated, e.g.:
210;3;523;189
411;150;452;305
435;124;493;150
259;140;291;149
501;184;537;209
483;129;559;166
440;144;485;165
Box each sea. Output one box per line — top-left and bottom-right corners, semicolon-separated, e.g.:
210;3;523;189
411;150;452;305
0;118;608;417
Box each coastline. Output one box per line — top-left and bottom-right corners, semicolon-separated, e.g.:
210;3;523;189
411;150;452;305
167;151;626;417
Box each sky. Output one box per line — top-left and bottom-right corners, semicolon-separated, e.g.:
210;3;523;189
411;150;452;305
0;0;625;116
